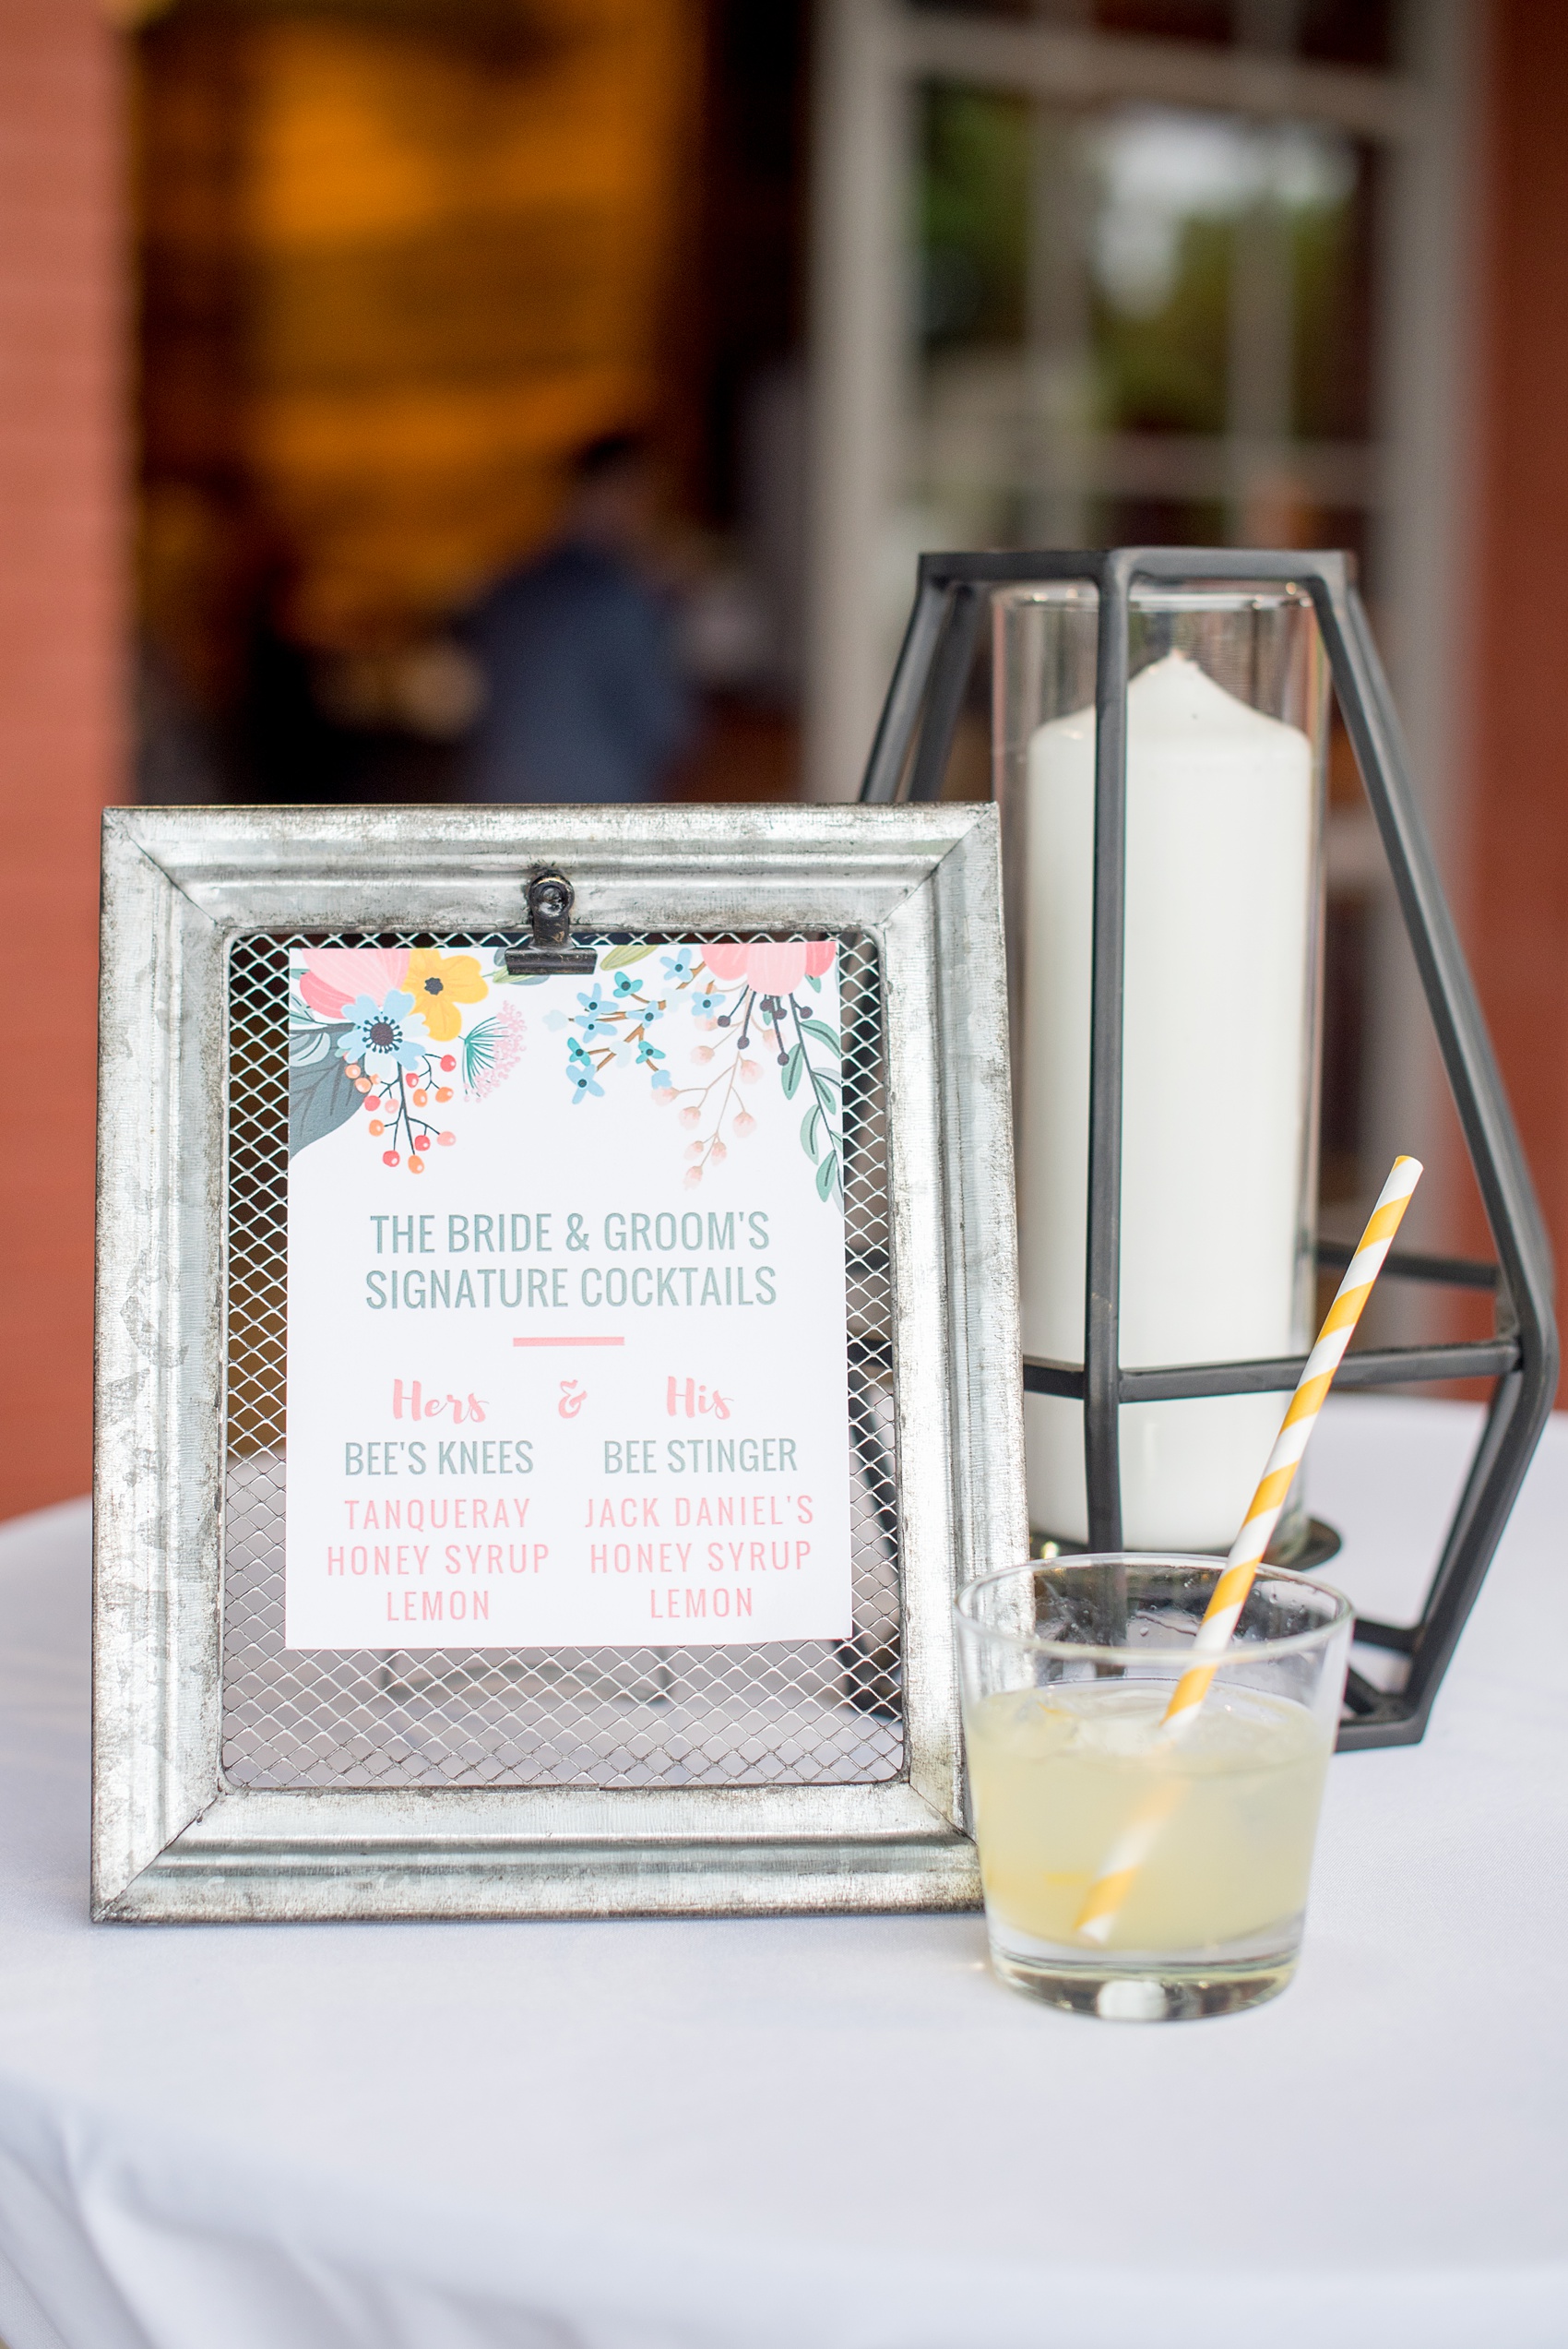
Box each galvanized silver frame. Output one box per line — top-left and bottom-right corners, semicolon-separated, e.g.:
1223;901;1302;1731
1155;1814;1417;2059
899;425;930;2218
92;804;1023;1922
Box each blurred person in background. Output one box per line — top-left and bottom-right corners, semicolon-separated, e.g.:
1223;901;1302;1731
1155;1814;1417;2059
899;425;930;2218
464;430;694;804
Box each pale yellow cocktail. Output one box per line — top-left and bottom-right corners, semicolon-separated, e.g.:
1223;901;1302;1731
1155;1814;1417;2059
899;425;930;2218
965;1679;1331;1955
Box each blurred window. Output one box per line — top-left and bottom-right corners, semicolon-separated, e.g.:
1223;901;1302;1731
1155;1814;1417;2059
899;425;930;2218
808;0;1467;1215
916;95;1376;546
809;0;1447;782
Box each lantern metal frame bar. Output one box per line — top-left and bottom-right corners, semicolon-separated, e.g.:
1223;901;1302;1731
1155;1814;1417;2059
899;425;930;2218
861;547;1558;1751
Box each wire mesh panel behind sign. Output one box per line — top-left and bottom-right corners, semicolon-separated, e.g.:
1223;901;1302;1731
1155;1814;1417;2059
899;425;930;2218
220;929;904;1791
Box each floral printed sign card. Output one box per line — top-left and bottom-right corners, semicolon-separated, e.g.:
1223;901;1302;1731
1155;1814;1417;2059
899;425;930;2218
284;936;855;1651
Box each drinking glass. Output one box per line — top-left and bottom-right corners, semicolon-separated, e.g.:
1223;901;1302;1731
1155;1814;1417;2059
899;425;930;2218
955;1556;1352;2021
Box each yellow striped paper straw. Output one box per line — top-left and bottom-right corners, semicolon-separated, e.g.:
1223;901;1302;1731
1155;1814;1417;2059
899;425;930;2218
1074;1153;1422;1947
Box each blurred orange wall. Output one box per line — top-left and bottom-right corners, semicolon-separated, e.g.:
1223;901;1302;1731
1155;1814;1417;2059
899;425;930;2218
0;0;125;1519
138;0;699;662
1467;0;1568;1389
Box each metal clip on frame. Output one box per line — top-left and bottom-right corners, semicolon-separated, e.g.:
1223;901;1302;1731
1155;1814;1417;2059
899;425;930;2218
505;869;597;977
861;548;1558;1750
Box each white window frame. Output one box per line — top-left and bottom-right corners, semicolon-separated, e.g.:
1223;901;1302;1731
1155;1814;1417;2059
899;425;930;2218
803;0;1481;1242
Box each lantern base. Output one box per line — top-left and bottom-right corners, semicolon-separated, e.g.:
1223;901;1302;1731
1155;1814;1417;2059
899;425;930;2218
1274;1514;1344;1571
1028;1516;1343;1570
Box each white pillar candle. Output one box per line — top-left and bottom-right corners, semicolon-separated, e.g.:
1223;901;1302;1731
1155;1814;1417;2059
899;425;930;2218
1019;649;1315;1551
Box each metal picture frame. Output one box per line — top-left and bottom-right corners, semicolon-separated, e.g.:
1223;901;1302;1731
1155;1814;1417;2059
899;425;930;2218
92;803;1023;1922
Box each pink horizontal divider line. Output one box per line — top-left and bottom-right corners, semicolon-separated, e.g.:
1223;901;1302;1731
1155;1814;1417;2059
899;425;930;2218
514;1336;626;1347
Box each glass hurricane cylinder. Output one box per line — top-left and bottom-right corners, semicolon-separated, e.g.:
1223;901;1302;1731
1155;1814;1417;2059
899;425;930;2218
993;581;1328;1556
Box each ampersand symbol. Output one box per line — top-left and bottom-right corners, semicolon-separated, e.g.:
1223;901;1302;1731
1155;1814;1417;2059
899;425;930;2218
558;1380;587;1420
565;1214;589;1250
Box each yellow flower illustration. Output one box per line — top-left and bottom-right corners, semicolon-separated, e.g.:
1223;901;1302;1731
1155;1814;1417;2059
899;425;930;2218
404;949;488;1042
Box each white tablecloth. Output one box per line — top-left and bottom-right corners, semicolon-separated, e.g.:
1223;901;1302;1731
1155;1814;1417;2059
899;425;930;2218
0;1396;1564;2349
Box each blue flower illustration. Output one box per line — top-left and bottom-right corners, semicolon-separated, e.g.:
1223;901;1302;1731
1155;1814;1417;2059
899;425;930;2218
635;1036;665;1068
612;970;645;1000
573;986;615;1043
338;990;427;1073
565;1036;604;1101
659;949;695;983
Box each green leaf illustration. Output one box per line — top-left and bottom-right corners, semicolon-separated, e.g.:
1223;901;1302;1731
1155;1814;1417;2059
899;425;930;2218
801;1103;822;1159
600;940;659;972
780;1043;804;1099
288;1018;340;1069
289;1045;362;1156
815;1149;838;1201
797;1017;841;1055
460;1015;499;1089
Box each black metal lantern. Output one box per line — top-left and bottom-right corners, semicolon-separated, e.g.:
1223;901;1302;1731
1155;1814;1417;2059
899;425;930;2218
861;547;1557;1751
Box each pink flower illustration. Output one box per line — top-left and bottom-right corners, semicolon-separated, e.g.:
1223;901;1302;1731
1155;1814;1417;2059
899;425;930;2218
469;999;528;1099
297;947;410;1023
701;939;834;995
